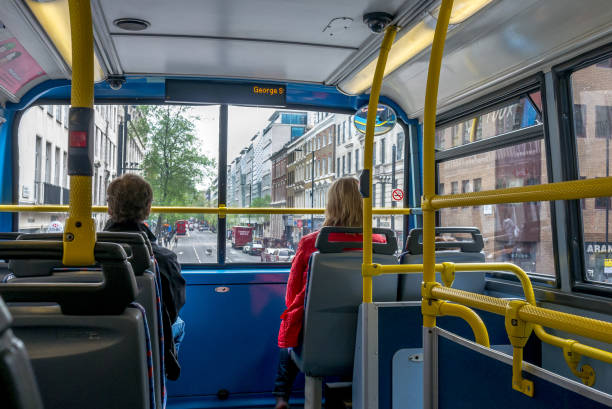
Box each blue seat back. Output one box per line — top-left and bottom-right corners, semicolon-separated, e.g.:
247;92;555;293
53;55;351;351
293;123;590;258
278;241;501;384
292;227;399;377
399;227;486;300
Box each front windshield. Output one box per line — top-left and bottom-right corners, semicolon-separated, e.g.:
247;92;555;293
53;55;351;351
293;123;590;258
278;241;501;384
16;104;406;264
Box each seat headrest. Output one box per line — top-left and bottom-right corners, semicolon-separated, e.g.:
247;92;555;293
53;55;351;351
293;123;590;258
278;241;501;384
16;232;153;276
315;227;397;255
0;232;20;241
0;241;137;315
406;227;484;255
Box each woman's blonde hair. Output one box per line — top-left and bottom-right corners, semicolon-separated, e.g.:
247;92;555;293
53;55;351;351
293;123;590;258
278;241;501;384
323;176;363;227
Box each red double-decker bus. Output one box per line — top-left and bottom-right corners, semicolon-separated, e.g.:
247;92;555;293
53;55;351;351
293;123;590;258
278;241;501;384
176;220;188;236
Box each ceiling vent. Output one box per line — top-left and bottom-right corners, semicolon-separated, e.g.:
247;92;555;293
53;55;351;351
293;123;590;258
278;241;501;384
113;18;150;31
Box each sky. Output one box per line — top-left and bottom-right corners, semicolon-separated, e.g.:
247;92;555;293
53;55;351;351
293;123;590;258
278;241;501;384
192;105;277;163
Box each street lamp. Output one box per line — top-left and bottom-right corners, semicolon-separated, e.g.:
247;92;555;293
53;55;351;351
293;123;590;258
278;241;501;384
295;147;315;231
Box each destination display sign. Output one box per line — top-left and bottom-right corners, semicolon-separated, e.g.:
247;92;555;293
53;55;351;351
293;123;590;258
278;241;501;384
165;80;287;107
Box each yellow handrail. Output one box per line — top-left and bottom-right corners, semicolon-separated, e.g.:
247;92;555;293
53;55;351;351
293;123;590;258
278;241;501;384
63;0;95;266
421;0;454;329
361;24;399;303
374;262;536;304
0;205;411;215
373;257;612;390
429;176;612;209
427;286;612;366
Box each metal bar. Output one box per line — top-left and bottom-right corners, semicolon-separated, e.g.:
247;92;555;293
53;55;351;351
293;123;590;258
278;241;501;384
430;285;612;357
422;0;454;323
311;150;314;230
361;25;399;303
0;205;412;215
377;261;536;304
218;104;228;265
423;327;436;409
435;125;543;163
431;286;508;315
429;176;612;209
64;0;95;266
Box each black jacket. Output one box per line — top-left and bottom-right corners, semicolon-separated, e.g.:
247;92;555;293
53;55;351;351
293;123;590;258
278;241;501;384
104;220;186;380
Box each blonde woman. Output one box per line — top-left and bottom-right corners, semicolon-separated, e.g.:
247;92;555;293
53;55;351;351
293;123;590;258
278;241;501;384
273;176;386;409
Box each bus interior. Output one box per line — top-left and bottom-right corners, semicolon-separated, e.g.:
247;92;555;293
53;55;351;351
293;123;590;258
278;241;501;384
0;0;611;408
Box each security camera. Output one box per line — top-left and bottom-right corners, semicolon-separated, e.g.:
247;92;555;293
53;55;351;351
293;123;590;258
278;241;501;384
107;76;126;91
363;12;394;34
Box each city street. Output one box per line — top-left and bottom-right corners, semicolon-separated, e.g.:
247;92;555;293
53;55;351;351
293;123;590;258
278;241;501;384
168;230;261;263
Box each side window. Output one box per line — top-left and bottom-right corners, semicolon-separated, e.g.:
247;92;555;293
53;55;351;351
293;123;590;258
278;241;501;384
437;94;553;277
570;56;612;284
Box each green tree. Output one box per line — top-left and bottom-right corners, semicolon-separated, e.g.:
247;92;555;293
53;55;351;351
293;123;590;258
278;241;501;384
130;106;216;235
250;195;271;208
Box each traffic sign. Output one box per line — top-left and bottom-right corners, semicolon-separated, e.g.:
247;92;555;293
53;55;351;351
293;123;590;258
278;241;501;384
392;189;404;201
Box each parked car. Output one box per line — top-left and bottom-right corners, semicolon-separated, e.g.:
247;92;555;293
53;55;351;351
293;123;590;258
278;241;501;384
261;248;275;262
274;248;295;262
243;243;252;254
249;243;264;256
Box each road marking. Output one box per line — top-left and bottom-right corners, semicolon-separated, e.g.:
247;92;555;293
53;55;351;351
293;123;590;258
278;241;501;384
192;246;201;263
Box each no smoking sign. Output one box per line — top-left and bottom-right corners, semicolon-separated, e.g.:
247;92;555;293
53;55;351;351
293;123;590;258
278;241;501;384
392;189;404;201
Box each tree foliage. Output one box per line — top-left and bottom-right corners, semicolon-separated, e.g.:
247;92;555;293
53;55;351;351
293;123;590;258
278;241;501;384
129;106;216;233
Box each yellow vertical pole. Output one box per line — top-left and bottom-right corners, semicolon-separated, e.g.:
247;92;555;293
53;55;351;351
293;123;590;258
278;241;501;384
63;0;96;265
362;25;398;303
469;117;478;142
422;0;454;326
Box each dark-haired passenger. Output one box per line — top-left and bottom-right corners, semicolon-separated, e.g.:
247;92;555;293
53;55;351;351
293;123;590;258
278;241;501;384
105;173;186;380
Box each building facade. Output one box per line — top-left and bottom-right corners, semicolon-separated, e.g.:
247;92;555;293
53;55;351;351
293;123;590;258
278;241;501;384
17;104;145;232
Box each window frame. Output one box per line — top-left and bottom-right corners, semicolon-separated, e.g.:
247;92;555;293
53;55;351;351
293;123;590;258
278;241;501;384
554;44;612;296
14;102;414;268
434;74;559;286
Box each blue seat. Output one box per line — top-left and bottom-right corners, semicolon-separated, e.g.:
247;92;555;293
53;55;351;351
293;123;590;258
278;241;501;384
12;232;164;409
0;295;43;409
290;227;399;409
0;240;151;409
398;227;486;300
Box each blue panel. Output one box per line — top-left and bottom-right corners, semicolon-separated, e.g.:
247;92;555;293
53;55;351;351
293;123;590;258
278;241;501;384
378;306;423;409
392;348;423;409
438;336;611;409
377;306;512;409
0;110;14;232
167;271;304;408
181;268;290;285
437;309;510;345
11;78;414;124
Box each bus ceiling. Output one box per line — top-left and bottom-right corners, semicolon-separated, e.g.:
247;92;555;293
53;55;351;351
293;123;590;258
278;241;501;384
0;0;611;118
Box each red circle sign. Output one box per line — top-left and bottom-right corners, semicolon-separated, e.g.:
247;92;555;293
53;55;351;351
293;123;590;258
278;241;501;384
392;189;404;201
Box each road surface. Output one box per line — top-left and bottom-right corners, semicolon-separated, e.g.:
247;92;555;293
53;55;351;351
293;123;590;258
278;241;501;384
165;229;261;263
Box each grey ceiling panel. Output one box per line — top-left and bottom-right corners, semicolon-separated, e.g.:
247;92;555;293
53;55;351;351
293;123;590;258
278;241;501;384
380;0;612;118
101;0;407;48
113;35;355;82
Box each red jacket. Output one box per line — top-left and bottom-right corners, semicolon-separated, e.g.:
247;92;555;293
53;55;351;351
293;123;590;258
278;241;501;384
277;230;386;348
